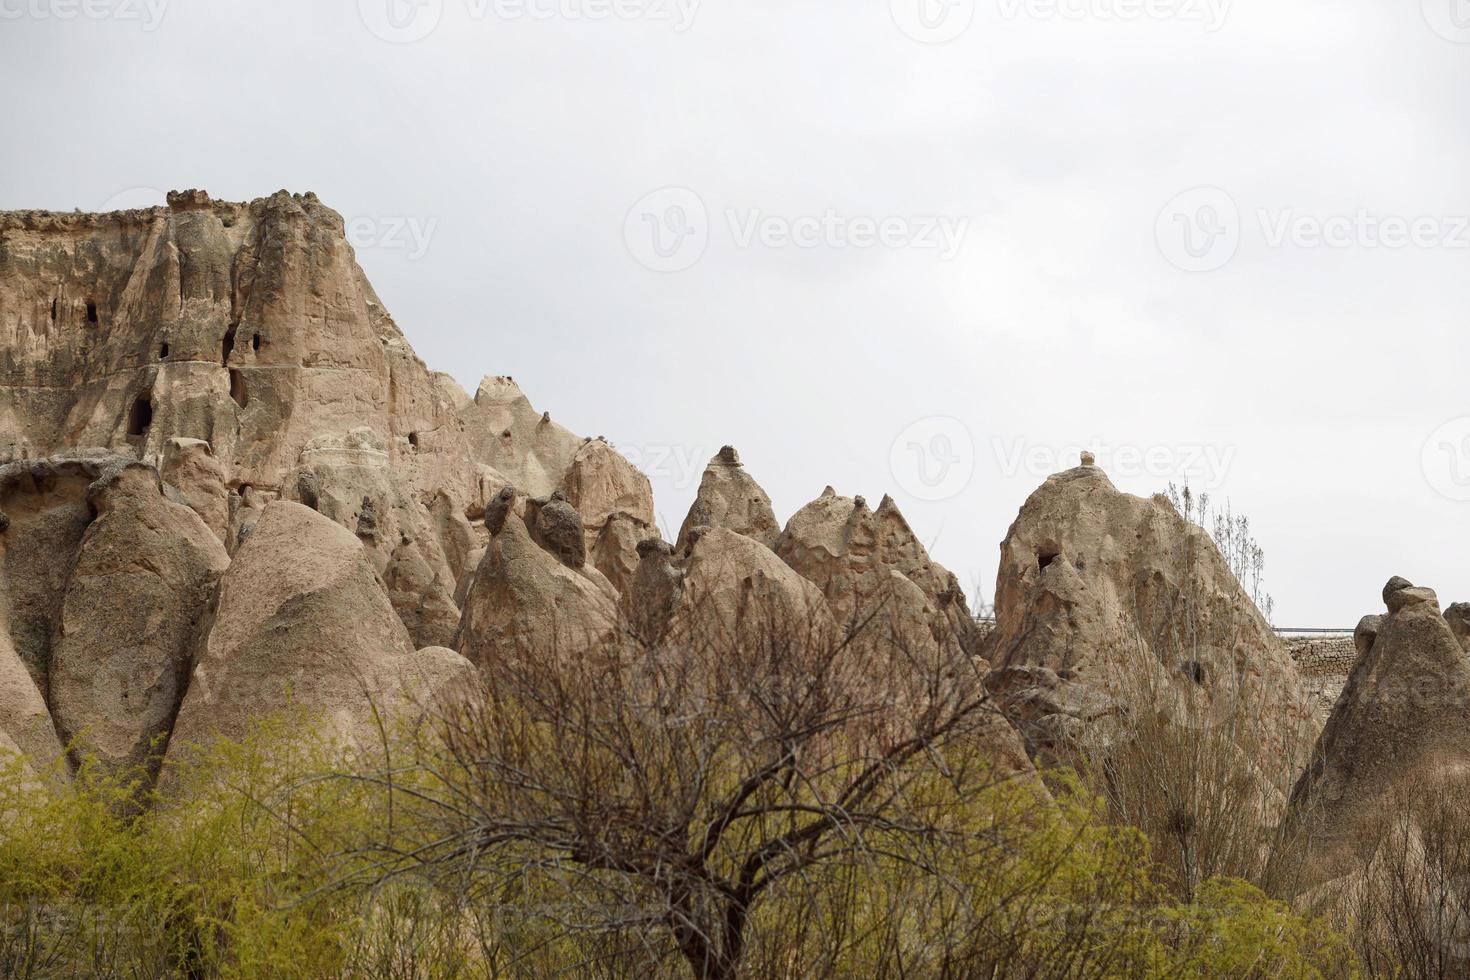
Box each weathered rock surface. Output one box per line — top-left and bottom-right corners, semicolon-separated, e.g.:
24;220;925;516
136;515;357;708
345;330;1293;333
455;508;618;670
0;455;115;692
0;629;64;779
530;490;588;569
559;438;654;536
0;191;653;645
169;502;474;764
776;488;978;653
49;462;229;782
626;537;684;643
984;460;1312;779
560;438;656;586
668;526;837;644
161;437;230;541
675;447;780;554
383;536;462;650
1278;579;1470;894
592;512;656;597
462;376;585;499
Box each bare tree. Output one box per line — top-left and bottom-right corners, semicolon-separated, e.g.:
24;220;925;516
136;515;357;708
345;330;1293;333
341;591;1039;979
1348;778;1470;979
1167;482;1274;624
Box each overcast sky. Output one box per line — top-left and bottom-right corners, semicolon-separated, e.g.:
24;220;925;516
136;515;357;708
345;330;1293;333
3;0;1468;626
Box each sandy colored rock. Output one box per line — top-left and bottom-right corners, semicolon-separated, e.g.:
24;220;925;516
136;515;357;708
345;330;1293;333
49;462;229;783
455;513;618;671
776;488;978;652
461;376;585;499
1278;579;1470;894
1444;601;1470;653
161;437;229;541
560;439;656;590
383;537;462;650
984;463;1312;780
675;447;780;554
559;438;654;533
0;453;132;691
668;526;837;644
531;490;587;569
0;627;64;779
626;538;685;643
0;192;651;642
168;501;474;765
592;513;656;597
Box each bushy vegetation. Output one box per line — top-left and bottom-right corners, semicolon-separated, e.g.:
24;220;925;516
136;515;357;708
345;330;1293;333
0;734;1355;979
0;591;1363;980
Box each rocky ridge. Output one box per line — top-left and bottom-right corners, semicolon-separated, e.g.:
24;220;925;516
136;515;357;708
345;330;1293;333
0;190;1037;791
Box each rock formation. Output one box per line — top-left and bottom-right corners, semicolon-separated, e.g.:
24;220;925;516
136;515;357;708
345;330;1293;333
0;190;1037;798
49;462;229;782
160;437;230;540
0;190;650;647
667;526;838;645
168;502;473;766
0;632;64;780
675;447;780;554
560;438;657;590
1278;578;1470;894
454;494;618;670
776;487;978;653
983;457;1312;782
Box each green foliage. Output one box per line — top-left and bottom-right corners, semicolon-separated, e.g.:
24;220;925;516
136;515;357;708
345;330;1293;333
0;719;1357;979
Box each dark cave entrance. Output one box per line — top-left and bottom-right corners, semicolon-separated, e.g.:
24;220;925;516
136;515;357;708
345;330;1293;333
127;396;153;437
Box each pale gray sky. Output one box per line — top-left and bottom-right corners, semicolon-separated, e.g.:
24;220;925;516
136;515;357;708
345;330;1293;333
3;0;1468;625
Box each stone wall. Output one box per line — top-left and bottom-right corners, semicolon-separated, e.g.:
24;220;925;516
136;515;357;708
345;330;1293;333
1284;634;1356;725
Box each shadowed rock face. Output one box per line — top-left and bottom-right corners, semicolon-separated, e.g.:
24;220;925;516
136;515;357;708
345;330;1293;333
0;188;1041;799
1279;579;1470;895
0;628;64;782
984;462;1311;777
49;462;229;784
0;190;654;641
167;502;474;776
454;505;617;671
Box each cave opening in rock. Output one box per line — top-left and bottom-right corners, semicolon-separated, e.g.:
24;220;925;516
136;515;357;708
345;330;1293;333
86;301;98;324
1038;550;1059;571
50;298;57;322
159;342;170;360
1182;660;1208;686
127;396;152;437
251;332;261;352
409;432;420;448
229;369;248;409
222;325;238;365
